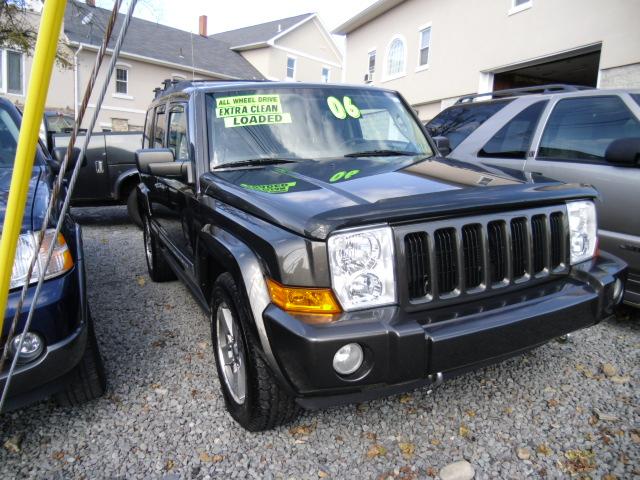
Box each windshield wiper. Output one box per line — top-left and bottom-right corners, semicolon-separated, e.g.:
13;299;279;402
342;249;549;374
343;150;422;157
213;158;298;169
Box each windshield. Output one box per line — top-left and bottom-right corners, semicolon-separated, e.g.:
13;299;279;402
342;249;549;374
206;87;433;168
0;107;19;168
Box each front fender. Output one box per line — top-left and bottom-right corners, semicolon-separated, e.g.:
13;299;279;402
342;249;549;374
113;169;140;200
197;224;296;394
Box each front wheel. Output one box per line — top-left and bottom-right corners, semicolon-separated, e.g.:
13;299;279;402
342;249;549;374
211;273;300;431
55;312;106;406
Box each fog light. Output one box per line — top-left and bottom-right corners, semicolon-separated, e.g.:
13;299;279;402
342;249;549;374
332;343;364;376
10;332;44;364
613;278;624;304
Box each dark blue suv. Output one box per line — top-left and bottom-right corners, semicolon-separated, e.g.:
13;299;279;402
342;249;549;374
0;97;105;411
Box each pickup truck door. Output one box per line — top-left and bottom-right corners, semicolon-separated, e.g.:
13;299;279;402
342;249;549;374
153;102;197;273
53;132;111;201
525;94;640;272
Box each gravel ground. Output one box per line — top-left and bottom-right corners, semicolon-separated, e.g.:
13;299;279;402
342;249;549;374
1;206;639;479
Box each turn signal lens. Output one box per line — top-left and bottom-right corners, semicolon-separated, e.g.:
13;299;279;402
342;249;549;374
266;279;342;314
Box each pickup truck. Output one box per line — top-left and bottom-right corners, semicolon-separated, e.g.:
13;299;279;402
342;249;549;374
50;130;143;225
134;80;626;431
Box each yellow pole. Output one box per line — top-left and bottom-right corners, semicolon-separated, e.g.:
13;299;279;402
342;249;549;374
0;0;67;330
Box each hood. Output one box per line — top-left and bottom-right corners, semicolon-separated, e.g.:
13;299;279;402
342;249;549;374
201;156;596;240
0;166;49;233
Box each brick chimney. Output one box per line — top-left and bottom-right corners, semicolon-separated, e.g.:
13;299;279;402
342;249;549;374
86;0;95;6
199;15;208;37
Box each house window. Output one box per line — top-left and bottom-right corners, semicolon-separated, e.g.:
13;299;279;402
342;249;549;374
368;50;376;74
386;37;405;77
510;0;532;14
0;50;24;95
418;26;431;67
321;67;330;83
115;67;128;94
286;57;296;80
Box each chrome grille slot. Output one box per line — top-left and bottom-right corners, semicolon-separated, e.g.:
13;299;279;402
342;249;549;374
434;228;458;295
511;217;528;279
462;224;483;289
488;221;507;283
531;214;546;274
550;212;564;269
400;206;568;305
405;232;430;298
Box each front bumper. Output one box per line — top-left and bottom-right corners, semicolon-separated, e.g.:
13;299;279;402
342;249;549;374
0;224;88;412
263;253;626;409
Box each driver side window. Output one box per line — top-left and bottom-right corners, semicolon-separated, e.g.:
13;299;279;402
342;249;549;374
168;104;189;161
153;105;166;148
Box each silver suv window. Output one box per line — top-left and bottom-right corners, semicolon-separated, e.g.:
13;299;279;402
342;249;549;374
479;101;547;159
538;96;640;162
426;99;512;150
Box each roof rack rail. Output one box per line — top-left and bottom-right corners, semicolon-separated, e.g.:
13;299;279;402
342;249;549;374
455;84;593;104
152;78;273;98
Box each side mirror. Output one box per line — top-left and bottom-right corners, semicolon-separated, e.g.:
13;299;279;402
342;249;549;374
432;135;451;156
50;147;84;174
135;148;187;178
604;137;640;166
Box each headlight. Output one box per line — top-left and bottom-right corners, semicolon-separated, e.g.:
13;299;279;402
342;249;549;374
10;229;74;289
328;226;396;311
567;200;597;265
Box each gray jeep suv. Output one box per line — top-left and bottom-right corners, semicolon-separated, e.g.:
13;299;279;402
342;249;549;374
426;85;640;307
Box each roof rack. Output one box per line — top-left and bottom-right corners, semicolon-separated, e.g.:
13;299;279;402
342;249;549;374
455;84;593;104
153;78;273;99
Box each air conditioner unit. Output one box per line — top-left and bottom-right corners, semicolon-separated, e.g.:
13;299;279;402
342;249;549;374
364;73;372;83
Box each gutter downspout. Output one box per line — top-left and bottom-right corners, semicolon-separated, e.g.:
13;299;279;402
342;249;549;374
74;43;83;120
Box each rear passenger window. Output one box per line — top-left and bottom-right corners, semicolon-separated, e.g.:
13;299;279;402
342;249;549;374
538;96;640;162
168;105;189;161
153;106;166;148
631;94;640;108
479;101;547;159
426;100;511;150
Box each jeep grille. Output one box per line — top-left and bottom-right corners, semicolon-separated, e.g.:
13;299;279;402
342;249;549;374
399;206;569;307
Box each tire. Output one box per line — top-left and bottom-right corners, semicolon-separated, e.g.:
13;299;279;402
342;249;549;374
143;215;176;282
126;188;143;228
55;313;106;406
211;273;300;431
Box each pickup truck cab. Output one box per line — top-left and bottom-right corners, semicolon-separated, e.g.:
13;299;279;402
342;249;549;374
135;80;626;431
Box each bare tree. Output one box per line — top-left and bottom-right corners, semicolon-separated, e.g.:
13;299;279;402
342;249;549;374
0;0;71;68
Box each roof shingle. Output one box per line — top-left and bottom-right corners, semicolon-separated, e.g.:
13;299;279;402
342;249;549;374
64;1;264;79
209;13;314;48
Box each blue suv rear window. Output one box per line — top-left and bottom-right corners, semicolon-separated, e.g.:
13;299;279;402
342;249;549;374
426;99;512;150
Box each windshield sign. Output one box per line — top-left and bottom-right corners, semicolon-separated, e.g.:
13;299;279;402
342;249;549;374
206;87;433;168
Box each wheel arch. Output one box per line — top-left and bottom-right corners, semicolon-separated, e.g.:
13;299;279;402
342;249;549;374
196;224;295;394
113;169;140;201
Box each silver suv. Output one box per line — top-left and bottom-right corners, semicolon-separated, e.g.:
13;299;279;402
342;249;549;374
426;85;640;307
